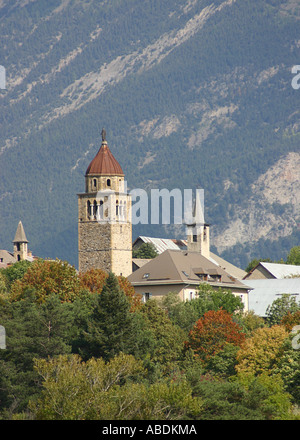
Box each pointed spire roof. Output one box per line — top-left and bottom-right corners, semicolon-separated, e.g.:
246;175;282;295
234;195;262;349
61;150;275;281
13;221;28;243
85;129;124;176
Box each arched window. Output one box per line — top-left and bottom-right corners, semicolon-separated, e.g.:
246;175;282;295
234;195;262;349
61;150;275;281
99;200;103;219
93;178;97;188
116;200;119;216
107;178;111;187
87;200;91;218
93;200;97;219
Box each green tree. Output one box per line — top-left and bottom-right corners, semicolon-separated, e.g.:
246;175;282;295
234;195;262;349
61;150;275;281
245;258;273;273
161;286;244;333
266;294;300;326
29;353;202;420
286;246;300;266
132;243;158;259
0;290;76;415
189;373;293;420
77;272;136;361
139;299;186;375
273;337;300;405
1;260;31;290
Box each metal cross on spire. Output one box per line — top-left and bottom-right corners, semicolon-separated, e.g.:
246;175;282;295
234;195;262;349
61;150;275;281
101;128;106;142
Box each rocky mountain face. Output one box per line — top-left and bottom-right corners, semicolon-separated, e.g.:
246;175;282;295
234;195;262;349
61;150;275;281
0;0;299;269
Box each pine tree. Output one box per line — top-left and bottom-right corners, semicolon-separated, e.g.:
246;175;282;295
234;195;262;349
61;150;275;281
79;272;135;361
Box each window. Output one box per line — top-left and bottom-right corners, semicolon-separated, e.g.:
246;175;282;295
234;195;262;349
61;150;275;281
143;273;150;279
143;292;151;303
93;178;97;188
107;179;111;187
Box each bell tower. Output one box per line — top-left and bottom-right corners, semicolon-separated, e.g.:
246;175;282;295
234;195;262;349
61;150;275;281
186;189;210;259
13;220;29;261
78;129;132;276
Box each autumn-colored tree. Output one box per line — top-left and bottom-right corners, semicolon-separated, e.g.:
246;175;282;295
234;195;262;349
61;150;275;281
235;325;289;376
117;275;142;311
10;259;82;303
185;309;246;364
79;268;108;293
280;310;300;332
79;268;141;311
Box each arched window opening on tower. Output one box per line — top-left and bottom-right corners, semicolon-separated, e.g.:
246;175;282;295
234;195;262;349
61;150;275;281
93;178;97;188
93;200;98;220
97;200;104;220
116;200;119;217
87;201;91;219
107;178;111;187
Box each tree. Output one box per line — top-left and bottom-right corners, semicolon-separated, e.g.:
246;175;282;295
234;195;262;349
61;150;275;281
1;260;31;289
29;353;202;420
132;243;158;259
79;268;142;311
186;310;246;365
160;291;198;333
266;294;300;326
161;286;244;334
235;310;266;335
235;325;289;376
273;337;300;405
0;290;76;415
245;258;272;273
196;284;244;315
10;259;82;303
190;373;292;420
30;353;145;420
280;310;300;332
139;299;186;375
286;246;300;266
78;272;136;361
0;272;7;296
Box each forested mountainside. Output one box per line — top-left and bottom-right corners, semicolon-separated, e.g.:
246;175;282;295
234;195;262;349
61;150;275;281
0;0;299;269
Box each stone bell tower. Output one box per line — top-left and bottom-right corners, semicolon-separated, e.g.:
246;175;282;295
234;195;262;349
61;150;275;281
13;220;29;261
78;129;132;276
186;189;210;259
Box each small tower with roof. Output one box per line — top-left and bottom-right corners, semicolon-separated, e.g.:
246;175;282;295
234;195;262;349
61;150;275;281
77;129;132;276
186;190;210;259
13;220;29;261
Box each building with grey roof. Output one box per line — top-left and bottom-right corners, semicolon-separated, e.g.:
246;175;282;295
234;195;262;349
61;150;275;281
243;261;300;280
244;278;300;317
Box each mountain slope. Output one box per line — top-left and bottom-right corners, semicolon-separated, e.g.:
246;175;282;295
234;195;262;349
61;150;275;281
0;0;299;269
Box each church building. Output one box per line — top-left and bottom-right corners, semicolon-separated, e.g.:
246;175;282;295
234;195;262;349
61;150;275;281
77;129;132;276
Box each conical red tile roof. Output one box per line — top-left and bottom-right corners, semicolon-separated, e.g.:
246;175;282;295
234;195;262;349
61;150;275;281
85;141;124;176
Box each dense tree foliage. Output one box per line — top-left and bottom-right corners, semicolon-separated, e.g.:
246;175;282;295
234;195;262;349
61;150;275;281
0;259;299;420
185;310;246;365
132;243;158;259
